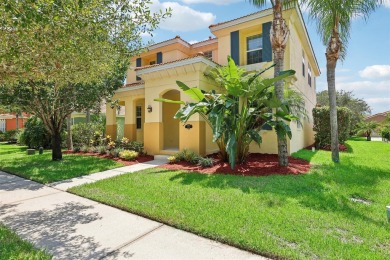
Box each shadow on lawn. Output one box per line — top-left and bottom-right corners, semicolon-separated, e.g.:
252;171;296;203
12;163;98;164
168;161;389;227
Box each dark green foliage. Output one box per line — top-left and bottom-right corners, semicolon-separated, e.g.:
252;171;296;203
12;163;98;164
313;106;352;148
3;130;19;142
71;122;104;147
381;126;390;141
175;149;200;164
19;116;51;148
119;138;144;154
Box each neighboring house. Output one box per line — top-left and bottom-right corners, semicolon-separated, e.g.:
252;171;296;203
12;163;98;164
365;110;390;137
0;113;28;132
106;5;320;156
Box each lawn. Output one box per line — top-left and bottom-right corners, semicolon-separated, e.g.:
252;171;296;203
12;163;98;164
0;143;123;183
0;223;51;259
70;139;390;259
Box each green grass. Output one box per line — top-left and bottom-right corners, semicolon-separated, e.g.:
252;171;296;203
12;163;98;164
0;223;51;259
0;143;123;183
69;139;390;259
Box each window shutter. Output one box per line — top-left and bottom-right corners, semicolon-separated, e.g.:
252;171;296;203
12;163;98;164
157;52;163;64
262;22;272;62
136;58;142;81
230;30;240;65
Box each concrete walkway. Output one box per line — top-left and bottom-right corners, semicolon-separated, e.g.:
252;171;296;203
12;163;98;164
0;160;266;260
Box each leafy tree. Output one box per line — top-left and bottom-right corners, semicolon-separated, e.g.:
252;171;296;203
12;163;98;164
156;57;297;169
302;0;382;162
356;121;379;141
317;90;371;131
0;0;169;160
248;0;297;166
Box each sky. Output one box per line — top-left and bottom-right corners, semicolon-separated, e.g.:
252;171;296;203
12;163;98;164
143;0;390;115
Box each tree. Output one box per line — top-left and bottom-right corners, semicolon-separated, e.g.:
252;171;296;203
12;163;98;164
317;90;371;131
356;121;379;141
156;56;297;169
248;0;296;166
0;0;169;160
302;0;382;162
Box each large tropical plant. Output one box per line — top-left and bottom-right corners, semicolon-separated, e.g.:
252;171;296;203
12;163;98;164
301;0;383;162
356;121;379;141
248;0;297;166
155;56;296;169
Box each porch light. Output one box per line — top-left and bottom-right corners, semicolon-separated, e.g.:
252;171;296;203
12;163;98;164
185;124;193;130
147;105;152;113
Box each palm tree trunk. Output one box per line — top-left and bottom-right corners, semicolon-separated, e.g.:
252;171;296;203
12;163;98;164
326;24;341;163
66;114;73;150
15;113;19;130
272;1;289;167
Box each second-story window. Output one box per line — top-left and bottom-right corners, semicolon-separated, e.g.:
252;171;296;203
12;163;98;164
308;64;312;87
203;51;213;60
136;106;142;129
247;34;262;65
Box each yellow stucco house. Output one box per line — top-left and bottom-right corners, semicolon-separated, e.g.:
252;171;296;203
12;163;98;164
106;5;320;156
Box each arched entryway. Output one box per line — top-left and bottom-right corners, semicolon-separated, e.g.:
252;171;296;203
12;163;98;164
162;90;180;150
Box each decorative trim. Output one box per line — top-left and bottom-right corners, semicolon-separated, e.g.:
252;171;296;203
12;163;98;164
148;37;190;50
192;38;218;48
115;85;145;93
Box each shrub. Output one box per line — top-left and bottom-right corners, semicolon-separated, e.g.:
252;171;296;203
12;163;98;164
120;138;144;154
98;146;107;155
198;157;214;168
71;123;104;147
167;156;177;163
381;126;390;141
18;116;51;148
119;150;139;160
80;145;90;153
175;149;200;164
3;129;19;143
73;146;81;153
90;146;99;153
109;148;124;158
313;106;352;148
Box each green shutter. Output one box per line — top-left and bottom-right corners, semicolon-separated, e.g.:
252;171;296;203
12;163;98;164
136;58;141;81
230;31;240;65
262;22;272;62
157;52;163;64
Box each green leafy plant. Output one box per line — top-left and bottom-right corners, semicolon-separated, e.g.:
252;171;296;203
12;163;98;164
73;146;81;153
71;123;104;147
80;145;90;153
197;157;214;168
381;126;390;141
356;121;379;141
119;150;139;161
109;148;124;158
98;146;107;155
156;56;297;169
175;149;200;164
167;156;178;163
90;146;99;153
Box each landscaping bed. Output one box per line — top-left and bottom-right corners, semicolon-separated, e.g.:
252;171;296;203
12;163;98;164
64;150;154;166
160;153;310;176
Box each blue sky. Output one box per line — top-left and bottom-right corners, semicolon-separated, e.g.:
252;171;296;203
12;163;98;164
145;0;390;114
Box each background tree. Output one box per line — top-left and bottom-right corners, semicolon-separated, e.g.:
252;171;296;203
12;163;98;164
317;90;371;131
302;0;382;162
248;0;297;167
0;0;169;160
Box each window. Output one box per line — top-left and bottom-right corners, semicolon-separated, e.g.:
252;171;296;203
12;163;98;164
0;119;5;133
302;51;305;77
203;51;213;60
247;34;263;65
136;106;142;129
308;65;312;87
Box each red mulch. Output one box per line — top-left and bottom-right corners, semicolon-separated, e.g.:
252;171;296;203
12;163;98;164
63;150;154;166
305;144;348;152
159;153;310;176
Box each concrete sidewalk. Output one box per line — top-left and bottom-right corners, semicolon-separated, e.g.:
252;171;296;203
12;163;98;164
0;169;266;259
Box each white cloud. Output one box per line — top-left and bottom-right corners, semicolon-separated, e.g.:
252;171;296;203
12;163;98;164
359;65;390;78
180;0;242;5
365;97;390;104
151;1;216;32
384;0;390;8
188;40;199;44
335;79;390;92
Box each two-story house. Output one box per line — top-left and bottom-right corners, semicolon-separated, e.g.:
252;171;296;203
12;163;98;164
106;5;320;156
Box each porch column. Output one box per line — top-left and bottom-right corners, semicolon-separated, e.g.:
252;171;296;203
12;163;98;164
106;105;117;140
124;97;136;141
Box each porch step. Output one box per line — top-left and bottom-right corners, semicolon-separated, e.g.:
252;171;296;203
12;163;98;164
154;155;171;160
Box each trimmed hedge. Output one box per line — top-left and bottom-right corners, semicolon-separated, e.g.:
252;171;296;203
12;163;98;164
381;126;390;141
18;117;51;148
313;106;352;148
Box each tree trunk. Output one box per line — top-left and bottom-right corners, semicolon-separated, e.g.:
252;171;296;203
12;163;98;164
86;109;91;123
66;114;73;150
15;113;19;130
52;129;63;161
326;22;341;163
271;2;290;167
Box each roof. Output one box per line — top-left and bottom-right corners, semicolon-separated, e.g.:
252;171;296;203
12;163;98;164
122;81;145;88
209;8;273;29
147;35;217;52
365;110;390;120
135;53;220;72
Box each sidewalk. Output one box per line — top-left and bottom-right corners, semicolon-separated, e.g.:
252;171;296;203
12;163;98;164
0;161;266;260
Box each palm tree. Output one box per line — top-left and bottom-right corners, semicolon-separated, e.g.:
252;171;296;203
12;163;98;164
356;121;379;141
301;0;382;162
248;0;295;166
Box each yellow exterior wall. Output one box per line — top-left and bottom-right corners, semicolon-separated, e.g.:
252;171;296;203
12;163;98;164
162;90;180;149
